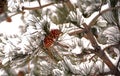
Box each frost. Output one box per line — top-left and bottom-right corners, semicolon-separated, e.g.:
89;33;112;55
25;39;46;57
0;0;120;76
103;26;120;44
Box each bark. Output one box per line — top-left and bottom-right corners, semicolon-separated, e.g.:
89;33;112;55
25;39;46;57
82;23;120;76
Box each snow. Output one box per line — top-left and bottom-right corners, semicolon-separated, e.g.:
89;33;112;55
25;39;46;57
84;11;99;25
0;69;8;76
0;10;83;52
0;14;25;37
0;0;119;76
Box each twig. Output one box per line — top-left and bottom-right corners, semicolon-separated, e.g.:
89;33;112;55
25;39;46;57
69;6;120;36
22;0;74;11
89;54;97;62
82;23;120;75
41;47;58;63
22;2;55;10
89;6;120;27
37;0;41;7
68;28;84;36
99;71;115;76
9;11;25;18
82;23;99;48
117;56;120;67
57;42;69;48
103;43;120;51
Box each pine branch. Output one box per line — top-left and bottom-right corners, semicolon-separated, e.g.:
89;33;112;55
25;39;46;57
103;43;120;51
82;23;120;75
99;71;115;76
44;48;58;63
22;0;72;11
68;6;120;36
89;6;120;29
68;28;84;36
22;2;55;10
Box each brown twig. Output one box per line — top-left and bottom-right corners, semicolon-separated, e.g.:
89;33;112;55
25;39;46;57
22;0;71;11
22;2;55;10
42;48;58;63
57;42;69;48
68;6;120;36
89;6;120;27
9;11;25;18
82;23;120;75
68;29;84;36
99;71;115;76
37;0;41;7
82;23;99;48
103;43;120;51
89;54;97;62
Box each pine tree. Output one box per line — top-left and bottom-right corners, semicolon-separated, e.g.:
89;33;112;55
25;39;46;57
0;0;120;76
